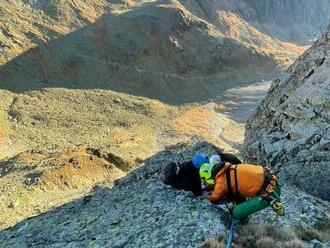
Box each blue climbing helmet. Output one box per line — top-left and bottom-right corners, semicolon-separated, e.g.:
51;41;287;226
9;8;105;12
192;154;208;169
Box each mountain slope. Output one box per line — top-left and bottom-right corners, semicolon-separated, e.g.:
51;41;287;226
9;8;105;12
2;0;328;66
0;86;247;231
195;0;330;45
0;143;329;247
177;0;310;65
2;0;328;103
0;1;282;104
0;88;178;160
243;25;330;201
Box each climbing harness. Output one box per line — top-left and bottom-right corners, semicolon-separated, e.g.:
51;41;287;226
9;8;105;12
225;164;240;199
226;216;239;248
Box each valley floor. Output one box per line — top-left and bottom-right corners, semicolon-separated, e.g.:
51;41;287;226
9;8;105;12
0;80;270;230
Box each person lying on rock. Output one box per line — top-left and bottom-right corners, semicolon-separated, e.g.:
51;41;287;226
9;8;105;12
192;154;284;220
163;151;242;196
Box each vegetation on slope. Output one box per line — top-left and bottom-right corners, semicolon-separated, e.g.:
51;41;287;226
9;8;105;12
203;222;330;248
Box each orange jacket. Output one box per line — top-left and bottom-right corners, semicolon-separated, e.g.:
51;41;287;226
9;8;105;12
206;163;276;203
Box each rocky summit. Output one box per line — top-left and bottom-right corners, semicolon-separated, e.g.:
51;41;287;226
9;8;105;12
0;142;329;248
243;25;330;201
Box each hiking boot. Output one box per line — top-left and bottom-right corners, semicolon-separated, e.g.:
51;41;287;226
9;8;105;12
271;201;285;216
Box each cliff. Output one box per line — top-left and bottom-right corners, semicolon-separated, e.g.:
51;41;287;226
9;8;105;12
243;25;330;201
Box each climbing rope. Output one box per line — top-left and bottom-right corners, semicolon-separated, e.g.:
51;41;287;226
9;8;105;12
225;218;234;248
226;217;239;248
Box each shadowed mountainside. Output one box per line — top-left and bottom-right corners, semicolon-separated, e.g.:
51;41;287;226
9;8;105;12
2;0;328;66
0;1;282;104
1;0;328;104
186;0;330;45
3;0;329;104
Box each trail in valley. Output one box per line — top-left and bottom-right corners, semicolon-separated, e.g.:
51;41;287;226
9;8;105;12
215;81;272;124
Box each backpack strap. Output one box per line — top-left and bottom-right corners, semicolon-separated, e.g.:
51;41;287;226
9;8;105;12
258;167;277;197
211;161;225;178
226;164;240;199
226;167;233;198
233;165;239;195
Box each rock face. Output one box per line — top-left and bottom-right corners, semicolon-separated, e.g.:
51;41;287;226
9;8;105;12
0;180;226;248
0;142;329;247
243;26;330;200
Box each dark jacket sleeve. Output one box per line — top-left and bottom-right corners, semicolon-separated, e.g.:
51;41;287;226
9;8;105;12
220;153;242;164
180;161;202;196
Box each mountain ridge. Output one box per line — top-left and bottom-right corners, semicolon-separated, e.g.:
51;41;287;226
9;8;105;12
1;0;322;104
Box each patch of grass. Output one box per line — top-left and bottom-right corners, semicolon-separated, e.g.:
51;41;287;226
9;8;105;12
297;229;323;242
201;235;226;248
203;224;307;248
4;88;177;161
314;217;330;233
297;217;330;242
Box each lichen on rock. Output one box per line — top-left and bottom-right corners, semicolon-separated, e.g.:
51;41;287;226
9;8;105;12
0;142;329;247
0;143;228;247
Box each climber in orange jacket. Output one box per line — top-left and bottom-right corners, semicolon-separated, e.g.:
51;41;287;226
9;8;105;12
192;154;284;219
206;163;276;203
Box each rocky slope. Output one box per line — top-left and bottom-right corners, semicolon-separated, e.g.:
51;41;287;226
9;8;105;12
0;148;126;230
0;142;329;247
243;25;330;201
0;0;117;65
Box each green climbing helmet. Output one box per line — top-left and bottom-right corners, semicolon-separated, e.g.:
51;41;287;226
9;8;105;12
199;162;215;185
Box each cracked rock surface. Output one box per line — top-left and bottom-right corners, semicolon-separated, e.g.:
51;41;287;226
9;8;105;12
243;25;330;201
